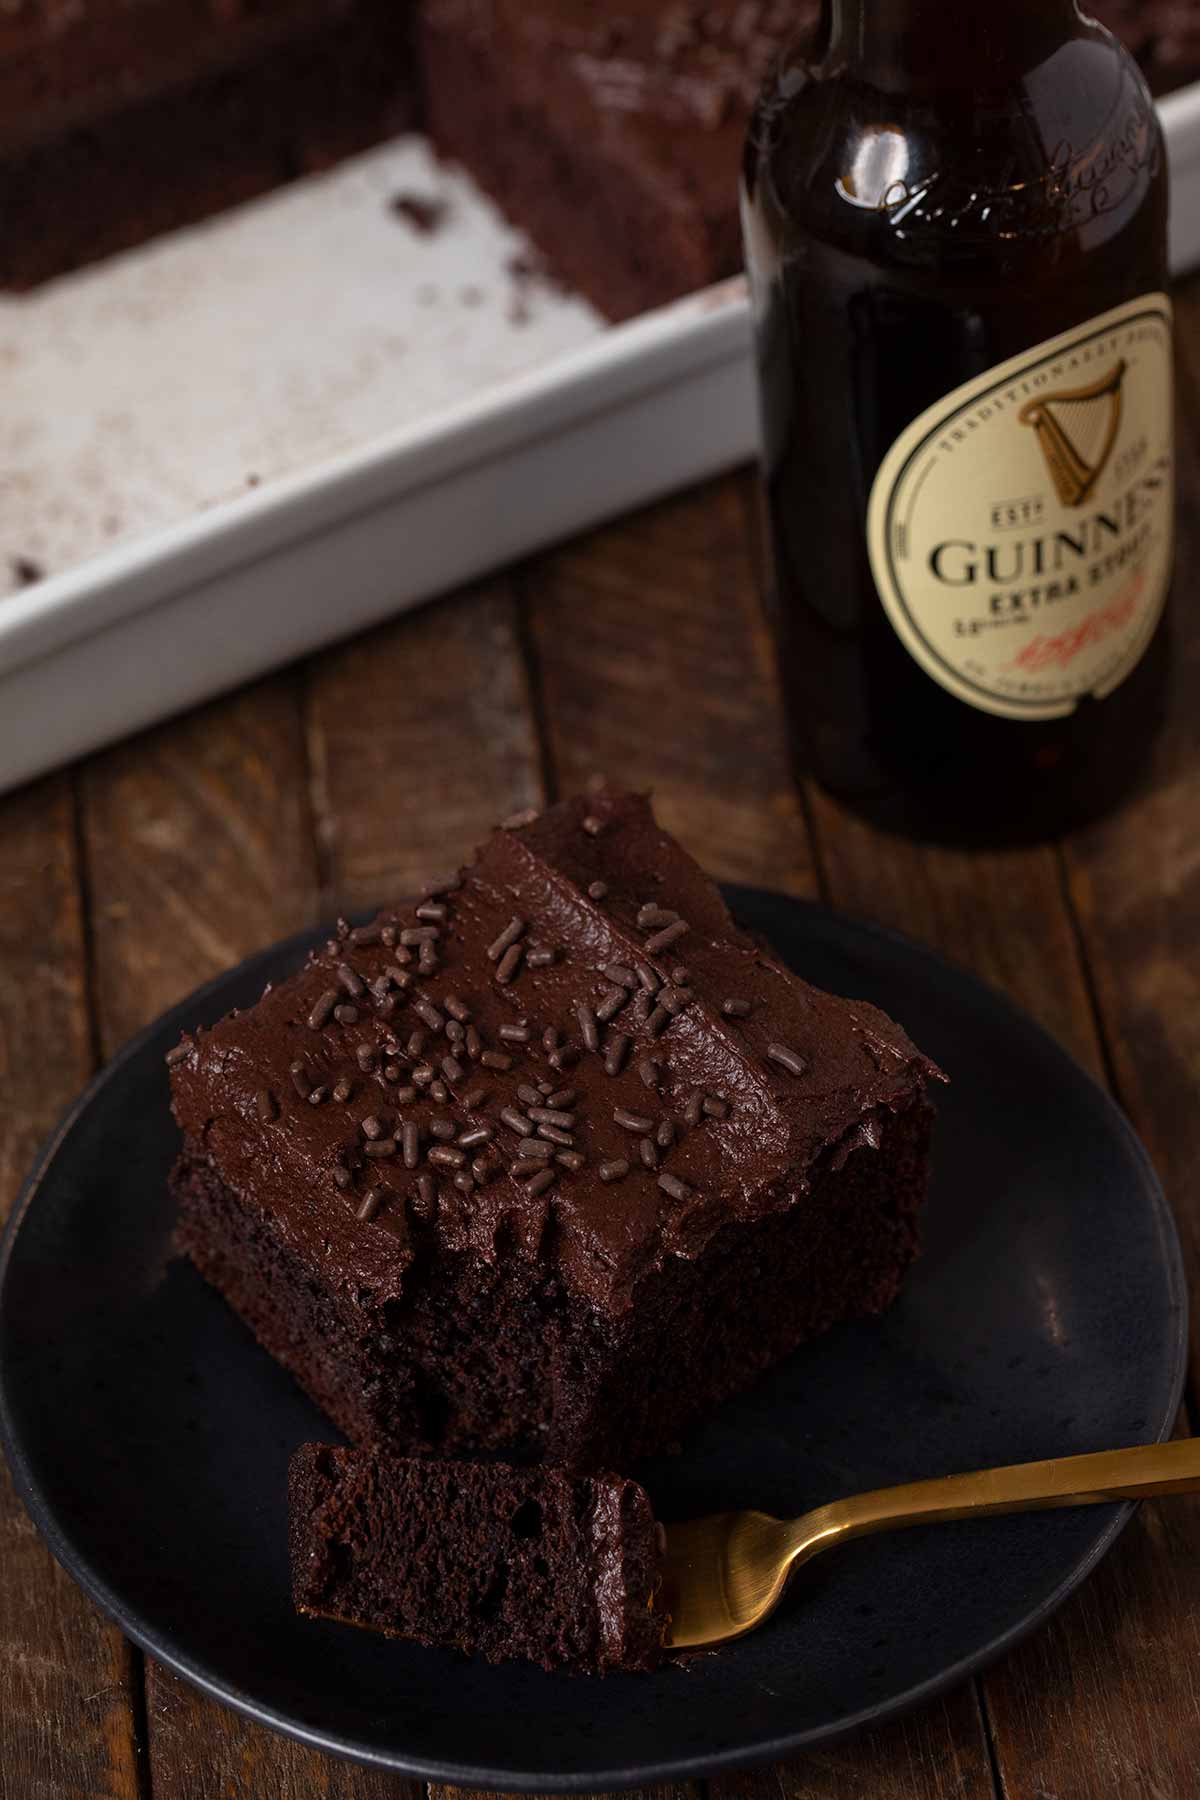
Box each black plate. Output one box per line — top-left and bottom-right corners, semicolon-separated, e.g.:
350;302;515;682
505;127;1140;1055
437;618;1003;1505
0;891;1186;1791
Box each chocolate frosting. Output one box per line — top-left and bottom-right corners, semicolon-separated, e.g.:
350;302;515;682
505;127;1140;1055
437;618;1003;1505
421;0;815;224
170;790;940;1314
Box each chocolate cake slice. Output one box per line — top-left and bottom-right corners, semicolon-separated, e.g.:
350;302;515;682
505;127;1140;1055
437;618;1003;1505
0;0;414;289
169;788;941;1468
289;1444;665;1672
418;0;812;322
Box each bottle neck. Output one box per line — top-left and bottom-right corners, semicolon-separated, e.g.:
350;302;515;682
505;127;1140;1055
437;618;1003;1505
824;0;1082;89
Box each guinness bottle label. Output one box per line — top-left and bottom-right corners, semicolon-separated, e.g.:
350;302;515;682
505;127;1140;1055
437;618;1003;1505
866;295;1173;721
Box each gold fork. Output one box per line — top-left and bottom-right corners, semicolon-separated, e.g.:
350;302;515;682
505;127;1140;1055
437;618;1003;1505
660;1438;1200;1651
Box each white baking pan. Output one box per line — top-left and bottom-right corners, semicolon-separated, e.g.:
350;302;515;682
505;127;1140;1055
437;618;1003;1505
1;86;1198;796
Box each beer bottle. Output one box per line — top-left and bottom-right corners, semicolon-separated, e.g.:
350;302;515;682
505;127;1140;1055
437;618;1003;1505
742;0;1173;841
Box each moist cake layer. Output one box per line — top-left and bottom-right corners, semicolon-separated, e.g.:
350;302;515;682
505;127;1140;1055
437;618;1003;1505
289;1444;665;1671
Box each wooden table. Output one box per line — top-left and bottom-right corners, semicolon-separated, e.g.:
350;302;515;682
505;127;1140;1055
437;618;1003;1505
5;271;1200;1800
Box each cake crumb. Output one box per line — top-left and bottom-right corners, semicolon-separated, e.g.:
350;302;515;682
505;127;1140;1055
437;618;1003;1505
389;192;449;236
11;555;43;586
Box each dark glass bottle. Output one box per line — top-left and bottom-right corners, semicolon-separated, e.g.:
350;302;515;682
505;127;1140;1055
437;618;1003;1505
742;0;1173;842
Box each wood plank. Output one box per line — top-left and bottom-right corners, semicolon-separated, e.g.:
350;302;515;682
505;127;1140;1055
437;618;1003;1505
80;679;317;1051
0;774;143;1800
709;1688;994;1800
524;477;994;1797
305;579;543;915
78;674;407;1796
522;473;819;896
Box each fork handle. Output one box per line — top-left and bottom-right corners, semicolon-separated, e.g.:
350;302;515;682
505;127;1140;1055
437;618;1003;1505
819;1438;1200;1546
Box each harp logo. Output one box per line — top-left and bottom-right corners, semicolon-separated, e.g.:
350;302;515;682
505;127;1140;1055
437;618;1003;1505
866;295;1173;722
1019;360;1127;508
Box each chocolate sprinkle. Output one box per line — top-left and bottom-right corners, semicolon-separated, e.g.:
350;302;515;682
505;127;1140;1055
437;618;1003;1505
416;902;449;922
596;986;628;1024
442;1055;465;1083
429;1117;456;1142
499;1024;531;1043
656;1118;675;1148
349;923;382;947
547;1088;577;1108
415;1173;436;1214
604;1033;631;1077
443;994;471;1022
481;1050;513;1071
557;1150;586;1171
703;1095;730;1120
337;964;365;999
525;1167;556;1196
383;1061;405;1083
528;1107;575;1128
577;1004;600;1052
356;1044;377;1073
767;1043;809;1077
722;998;752;1018
466;1026;483;1061
582;815;604;836
473;1154;500;1183
454;1171;477;1194
428;1145;466;1169
588;881;608;900
307;988;338;1030
362;1114;384;1140
393;1086;417;1105
357;1188;386;1223
517;1084;544;1108
636;963;660;993
430;1080;450;1103
333;1166;352;1191
599;1160;630;1183
487;917;526;961
413;1000;445;1032
659;1172;695;1203
527;947;557;968
307;1086;329;1106
542;1027;561;1053
165;1042;191;1067
518;1138;554;1161
501;808;539;830
496;943;525;985
683;1091;704;1127
638;1057;661;1089
462;1086;488;1109
645;919;690;955
659;986;692;1017
401;926;440;946
458;1126;493;1149
548;1046;580;1071
511;1157;546;1178
639;1137;659;1170
646;1005;671;1039
402;1121;421;1168
364;1138;397;1159
255;1087;277;1123
501;1107;535;1137
614;1108;653;1133
407;1031;427;1057
333;1004;359;1026
637;904;678;930
289;1061;312;1099
603;963;636;987
537;1124;574;1147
